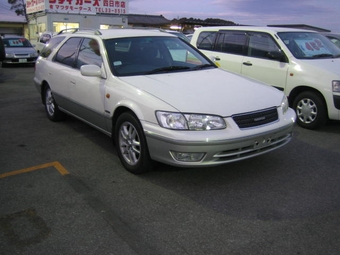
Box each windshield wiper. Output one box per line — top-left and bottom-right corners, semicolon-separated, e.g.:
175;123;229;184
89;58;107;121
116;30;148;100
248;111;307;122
311;54;334;59
146;66;190;74
191;64;216;70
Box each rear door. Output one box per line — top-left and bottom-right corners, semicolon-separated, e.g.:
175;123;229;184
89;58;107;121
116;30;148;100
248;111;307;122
50;37;82;109
212;31;246;74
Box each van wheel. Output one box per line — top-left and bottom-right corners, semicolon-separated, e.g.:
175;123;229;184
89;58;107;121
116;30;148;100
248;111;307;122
44;86;65;121
292;91;327;129
115;112;154;174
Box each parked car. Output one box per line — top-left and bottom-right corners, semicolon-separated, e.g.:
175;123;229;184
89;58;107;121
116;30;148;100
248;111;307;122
1;36;38;67
36;31;55;54
34;29;296;174
0;37;5;62
186;34;193;41
191;26;340;129
323;33;340;48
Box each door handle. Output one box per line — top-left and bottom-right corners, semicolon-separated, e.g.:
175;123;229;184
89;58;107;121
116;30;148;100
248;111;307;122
243;61;252;66
214;57;221;61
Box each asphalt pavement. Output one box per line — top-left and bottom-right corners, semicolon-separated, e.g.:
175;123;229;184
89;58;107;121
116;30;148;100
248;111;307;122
1;64;340;255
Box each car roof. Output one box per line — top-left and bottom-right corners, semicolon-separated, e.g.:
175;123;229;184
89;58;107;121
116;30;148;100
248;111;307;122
195;26;315;33
56;28;177;40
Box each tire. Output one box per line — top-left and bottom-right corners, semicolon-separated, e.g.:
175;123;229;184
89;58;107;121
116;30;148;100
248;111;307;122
115;112;154;174
44;86;65;121
292;91;327;129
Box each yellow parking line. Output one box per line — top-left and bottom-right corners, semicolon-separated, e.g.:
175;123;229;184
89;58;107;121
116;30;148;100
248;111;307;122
0;161;70;179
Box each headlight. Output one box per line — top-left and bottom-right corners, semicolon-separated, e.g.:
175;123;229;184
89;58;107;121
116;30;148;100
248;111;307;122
5;53;14;58
156;111;226;130
332;80;340;93
281;95;289;115
30;52;39;57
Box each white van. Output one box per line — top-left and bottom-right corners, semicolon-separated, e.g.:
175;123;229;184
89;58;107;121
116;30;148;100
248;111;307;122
191;26;340;129
35;32;54;54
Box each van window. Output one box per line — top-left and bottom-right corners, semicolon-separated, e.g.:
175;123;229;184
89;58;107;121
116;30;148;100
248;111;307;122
247;32;281;59
196;32;217;50
215;31;246;55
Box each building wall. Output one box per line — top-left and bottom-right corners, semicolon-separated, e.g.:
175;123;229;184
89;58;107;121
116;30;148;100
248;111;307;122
0;23;26;36
27;12;127;43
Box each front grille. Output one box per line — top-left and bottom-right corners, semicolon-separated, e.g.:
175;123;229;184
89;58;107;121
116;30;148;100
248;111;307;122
232;107;278;129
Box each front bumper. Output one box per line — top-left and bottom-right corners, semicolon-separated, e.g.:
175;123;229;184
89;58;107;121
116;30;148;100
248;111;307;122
3;57;37;64
144;111;296;167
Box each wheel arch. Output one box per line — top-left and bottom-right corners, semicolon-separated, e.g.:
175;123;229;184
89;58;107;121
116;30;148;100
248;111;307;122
40;81;50;105
288;85;327;111
111;106;138;136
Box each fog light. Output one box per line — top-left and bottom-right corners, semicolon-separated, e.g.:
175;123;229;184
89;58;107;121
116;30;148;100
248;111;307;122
170;151;205;162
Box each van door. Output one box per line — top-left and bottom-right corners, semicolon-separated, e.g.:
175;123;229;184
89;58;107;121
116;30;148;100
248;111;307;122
213;31;246;74
241;32;289;91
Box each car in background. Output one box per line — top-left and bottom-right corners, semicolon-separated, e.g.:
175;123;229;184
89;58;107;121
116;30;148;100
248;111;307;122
36;32;55;54
34;29;295;174
191;26;340;129
323;33;340;48
162;30;190;42
186;34;193;41
1;36;38;67
0;37;5;62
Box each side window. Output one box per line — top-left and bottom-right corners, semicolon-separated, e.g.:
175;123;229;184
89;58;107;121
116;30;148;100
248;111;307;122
329;36;340;48
40;36;65;58
196;32;217;50
215;31;246;55
54;37;82;67
248;32;281;59
76;38;103;69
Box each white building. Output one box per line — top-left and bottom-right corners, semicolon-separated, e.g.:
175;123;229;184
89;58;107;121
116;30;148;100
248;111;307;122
26;0;128;42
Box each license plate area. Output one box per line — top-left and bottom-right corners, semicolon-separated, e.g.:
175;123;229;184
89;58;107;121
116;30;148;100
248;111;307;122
19;59;27;63
254;137;272;149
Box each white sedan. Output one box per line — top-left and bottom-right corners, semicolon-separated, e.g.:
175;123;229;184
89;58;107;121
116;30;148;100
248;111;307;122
34;29;296;174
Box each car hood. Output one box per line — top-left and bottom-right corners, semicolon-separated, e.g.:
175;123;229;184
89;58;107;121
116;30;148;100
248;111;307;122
299;58;340;75
119;69;284;116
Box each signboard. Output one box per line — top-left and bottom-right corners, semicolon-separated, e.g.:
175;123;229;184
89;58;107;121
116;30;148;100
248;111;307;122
27;0;46;14
26;0;128;15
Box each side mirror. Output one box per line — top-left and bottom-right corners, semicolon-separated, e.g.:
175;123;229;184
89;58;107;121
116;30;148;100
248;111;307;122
267;51;286;62
80;64;102;77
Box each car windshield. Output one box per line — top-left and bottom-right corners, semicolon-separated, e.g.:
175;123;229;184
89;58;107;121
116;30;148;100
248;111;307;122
104;36;215;76
3;38;32;48
278;32;340;59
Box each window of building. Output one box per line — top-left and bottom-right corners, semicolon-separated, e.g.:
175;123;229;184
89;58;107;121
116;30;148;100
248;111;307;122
53;22;79;33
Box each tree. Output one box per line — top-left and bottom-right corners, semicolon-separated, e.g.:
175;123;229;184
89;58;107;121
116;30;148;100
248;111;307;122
8;0;26;17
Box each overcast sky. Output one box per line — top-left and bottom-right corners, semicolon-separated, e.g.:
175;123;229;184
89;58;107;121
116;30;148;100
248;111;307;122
0;0;339;32
129;0;340;32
